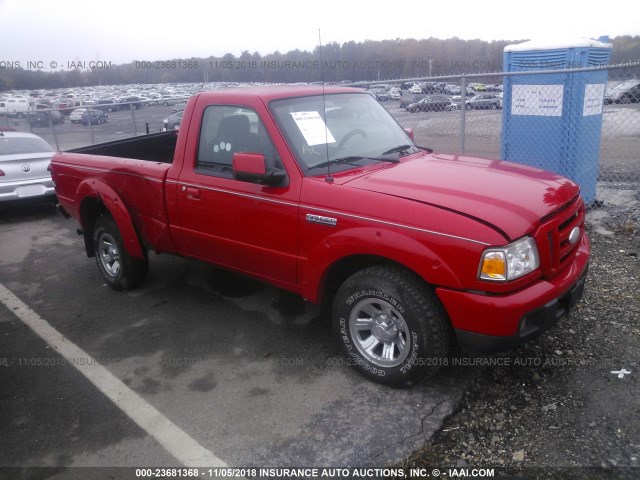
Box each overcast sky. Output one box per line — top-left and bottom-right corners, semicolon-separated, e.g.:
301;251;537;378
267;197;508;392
1;0;638;68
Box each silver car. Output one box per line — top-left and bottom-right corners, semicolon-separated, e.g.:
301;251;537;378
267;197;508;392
0;132;56;202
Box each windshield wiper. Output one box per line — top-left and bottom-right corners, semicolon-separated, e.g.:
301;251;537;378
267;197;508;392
382;144;433;155
311;154;400;170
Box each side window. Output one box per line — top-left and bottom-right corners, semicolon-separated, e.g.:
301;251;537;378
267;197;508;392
196;105;282;178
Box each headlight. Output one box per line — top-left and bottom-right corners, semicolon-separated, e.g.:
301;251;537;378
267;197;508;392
479;237;539;282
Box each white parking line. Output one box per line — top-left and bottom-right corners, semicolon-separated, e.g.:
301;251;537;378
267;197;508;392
0;282;227;468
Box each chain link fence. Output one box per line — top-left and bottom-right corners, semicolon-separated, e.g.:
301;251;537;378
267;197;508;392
0;96;188;151
360;62;639;211
1;63;638;210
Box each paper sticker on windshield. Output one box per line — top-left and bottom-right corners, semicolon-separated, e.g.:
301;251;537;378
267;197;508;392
290;111;336;146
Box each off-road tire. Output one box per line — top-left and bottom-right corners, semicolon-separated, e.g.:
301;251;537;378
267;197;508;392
333;265;451;386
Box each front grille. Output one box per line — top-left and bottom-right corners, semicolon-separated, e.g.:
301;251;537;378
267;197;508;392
537;196;585;278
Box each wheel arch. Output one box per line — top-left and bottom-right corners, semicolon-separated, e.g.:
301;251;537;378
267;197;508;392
319;254;397;304
76;180;145;259
307;228;464;304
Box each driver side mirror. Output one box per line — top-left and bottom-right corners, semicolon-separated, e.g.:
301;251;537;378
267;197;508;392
232;152;288;187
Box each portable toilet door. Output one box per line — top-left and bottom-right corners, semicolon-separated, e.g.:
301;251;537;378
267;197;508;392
501;37;612;205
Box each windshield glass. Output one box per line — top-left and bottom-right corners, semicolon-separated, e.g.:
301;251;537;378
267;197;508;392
270;92;413;173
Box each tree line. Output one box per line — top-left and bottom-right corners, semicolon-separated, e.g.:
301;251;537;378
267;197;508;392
1;36;639;91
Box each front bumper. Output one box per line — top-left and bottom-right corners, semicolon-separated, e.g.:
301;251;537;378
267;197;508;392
437;234;590;353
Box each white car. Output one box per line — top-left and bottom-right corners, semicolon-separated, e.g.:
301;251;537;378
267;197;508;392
0;132;56;202
409;84;423;94
388;88;402;100
69;108;87;123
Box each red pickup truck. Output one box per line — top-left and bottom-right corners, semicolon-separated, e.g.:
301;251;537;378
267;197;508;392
51;86;589;386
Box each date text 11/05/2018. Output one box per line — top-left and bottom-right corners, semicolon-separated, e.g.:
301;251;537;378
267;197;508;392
134;467;496;478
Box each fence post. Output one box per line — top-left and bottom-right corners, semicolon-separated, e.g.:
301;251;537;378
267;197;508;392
49;110;60;151
88;108;95;145
459;76;466;154
131;103;138;136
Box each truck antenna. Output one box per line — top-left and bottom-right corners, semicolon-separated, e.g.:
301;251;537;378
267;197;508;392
318;29;334;184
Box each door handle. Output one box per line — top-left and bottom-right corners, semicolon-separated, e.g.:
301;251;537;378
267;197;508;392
185;186;201;200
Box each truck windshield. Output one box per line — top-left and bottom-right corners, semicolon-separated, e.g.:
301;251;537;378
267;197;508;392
270;92;415;174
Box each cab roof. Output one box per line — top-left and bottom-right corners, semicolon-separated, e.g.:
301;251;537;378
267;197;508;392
195;85;366;103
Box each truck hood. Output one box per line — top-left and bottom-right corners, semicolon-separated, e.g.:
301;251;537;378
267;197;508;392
343;153;580;241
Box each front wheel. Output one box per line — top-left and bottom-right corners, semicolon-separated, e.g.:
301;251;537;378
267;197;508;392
333;265;451;386
92;215;148;290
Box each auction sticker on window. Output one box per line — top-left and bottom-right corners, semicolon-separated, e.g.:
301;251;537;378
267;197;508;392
291;111;336;146
512;84;564;116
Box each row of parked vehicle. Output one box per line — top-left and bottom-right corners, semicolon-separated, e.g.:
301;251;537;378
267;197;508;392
399;93;503;112
1;82;205;122
403;81;503;96
24;108;107;127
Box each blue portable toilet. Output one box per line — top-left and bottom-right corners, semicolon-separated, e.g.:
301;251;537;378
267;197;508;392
501;37;612;204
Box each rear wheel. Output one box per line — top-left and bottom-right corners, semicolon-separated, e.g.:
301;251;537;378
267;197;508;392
333;265;451;386
92;215;148;290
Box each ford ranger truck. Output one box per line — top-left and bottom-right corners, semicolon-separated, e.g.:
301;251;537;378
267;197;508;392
51;86;590;386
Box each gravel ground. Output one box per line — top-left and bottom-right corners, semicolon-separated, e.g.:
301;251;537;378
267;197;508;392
397;190;640;480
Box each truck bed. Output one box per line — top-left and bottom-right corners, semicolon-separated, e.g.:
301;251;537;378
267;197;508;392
69;130;178;164
53;131;179;254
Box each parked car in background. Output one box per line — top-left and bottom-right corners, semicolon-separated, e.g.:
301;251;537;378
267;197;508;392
33;98;51;109
81;109;108;125
27;110;64;127
466;94;502;110
164;110;183;130
409;84;423;94
433;82;447;93
406;95;451;112
468;83;486;92
120;96;142;110
141;96;158;106
604;80;640;104
69;108;88;123
96;99;120;112
444;84;461;95
159;95;181;106
171;101;188;114
375;90;390;101
0;131;56;202
399;95;426;109
388;88;402;100
446;96;463;111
